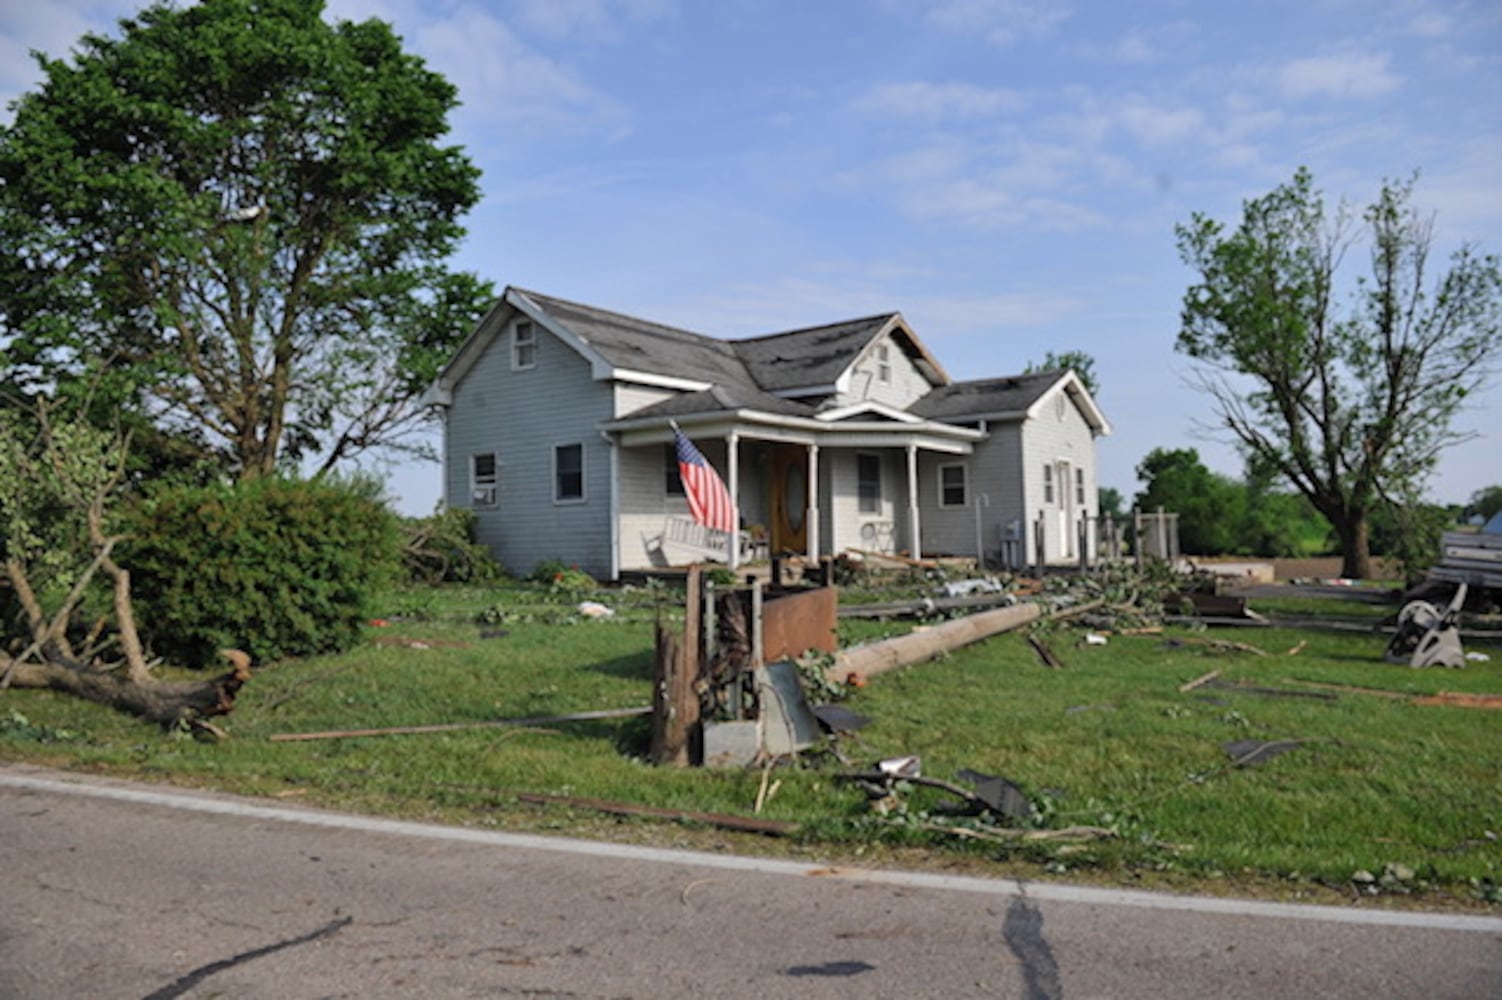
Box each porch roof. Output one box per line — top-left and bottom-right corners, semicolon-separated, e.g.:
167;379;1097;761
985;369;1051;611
604;402;984;454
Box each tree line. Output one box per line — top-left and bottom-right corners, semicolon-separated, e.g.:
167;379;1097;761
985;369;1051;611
1109;446;1501;577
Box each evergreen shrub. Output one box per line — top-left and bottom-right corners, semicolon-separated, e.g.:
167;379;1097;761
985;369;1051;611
124;477;398;665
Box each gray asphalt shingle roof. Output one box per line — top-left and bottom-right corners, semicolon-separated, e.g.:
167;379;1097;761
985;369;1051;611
514;290;907;410
909;370;1061;421
731;315;898;391
518;289;754;390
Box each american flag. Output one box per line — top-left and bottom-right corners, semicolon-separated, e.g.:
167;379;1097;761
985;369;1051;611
673;428;735;532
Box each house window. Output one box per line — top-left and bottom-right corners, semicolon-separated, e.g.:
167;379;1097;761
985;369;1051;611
554;443;584;502
471;453;498;508
857;453;882;513
939;463;967;508
512;320;537;370
664;443;685;497
1043;463;1054;504
876;344;891;383
1075;468;1086;505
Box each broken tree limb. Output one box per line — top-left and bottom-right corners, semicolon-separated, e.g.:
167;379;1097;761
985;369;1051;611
514;790;799;836
269;706;651;742
918;822;1117;844
1;649;251;727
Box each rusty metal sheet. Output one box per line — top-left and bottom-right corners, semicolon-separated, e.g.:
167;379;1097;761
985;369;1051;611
761;586;838;661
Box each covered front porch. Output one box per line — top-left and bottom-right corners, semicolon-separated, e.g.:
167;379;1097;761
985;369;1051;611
607;411;984;576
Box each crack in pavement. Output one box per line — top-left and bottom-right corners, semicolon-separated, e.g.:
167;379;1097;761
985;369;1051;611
1003;896;1063;1000
141;914;353;1000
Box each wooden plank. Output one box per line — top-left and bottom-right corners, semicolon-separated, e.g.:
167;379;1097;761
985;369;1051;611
1178;669;1222;693
1281;678;1408;699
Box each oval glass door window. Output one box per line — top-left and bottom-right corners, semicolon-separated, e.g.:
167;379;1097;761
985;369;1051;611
784;464;806;532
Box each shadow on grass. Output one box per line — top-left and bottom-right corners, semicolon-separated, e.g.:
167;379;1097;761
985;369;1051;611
584;652;655;681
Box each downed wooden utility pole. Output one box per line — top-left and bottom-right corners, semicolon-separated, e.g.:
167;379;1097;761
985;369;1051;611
827;600;1065;684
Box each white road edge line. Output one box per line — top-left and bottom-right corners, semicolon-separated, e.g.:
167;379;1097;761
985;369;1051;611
5;769;1499;934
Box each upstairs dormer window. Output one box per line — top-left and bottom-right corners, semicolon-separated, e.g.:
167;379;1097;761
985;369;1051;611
876;343;891;383
512;320;537;370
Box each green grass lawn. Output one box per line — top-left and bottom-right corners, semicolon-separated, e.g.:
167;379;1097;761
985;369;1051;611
4;578;1499;908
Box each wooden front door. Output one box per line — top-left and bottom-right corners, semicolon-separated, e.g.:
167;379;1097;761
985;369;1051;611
769;445;809;555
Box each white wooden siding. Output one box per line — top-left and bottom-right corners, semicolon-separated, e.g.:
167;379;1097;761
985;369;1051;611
615;436;765;571
825;450;900;555
614;383;677;419
831;333;933;410
445;319;615;578
1019;388;1099;564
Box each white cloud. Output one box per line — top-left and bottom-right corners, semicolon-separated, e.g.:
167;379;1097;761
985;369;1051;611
1276;51;1402;100
411;5;629;131
509;0;675;42
900;0;1071;45
1117;100;1205;146
1075;21;1198;66
854;81;1025;121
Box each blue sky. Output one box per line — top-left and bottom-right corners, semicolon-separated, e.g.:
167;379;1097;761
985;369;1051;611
4;0;1499;516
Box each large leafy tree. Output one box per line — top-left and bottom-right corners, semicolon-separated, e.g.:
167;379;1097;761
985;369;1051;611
0;0;491;480
1024;349;1099;396
1175;169;1500;578
1131;447;1245;555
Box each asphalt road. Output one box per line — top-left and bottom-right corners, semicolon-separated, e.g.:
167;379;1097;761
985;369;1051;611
2;765;1498;999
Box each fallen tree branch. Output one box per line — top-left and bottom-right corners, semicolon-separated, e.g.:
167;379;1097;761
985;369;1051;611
918;822;1117;844
2;649;251;728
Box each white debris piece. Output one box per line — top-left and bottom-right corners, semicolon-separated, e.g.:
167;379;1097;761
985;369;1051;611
576;601;615;619
942;577;1004;598
878;755;921;778
1084;633;1108;645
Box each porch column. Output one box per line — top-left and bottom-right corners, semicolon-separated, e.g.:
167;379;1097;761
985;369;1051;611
906;444;920;559
606;432;620;581
728;431;741;571
806;444;820;562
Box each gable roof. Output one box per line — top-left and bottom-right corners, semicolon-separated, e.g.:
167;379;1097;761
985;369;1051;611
431;288;1105;435
732;313;949;396
910;369;1110;434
